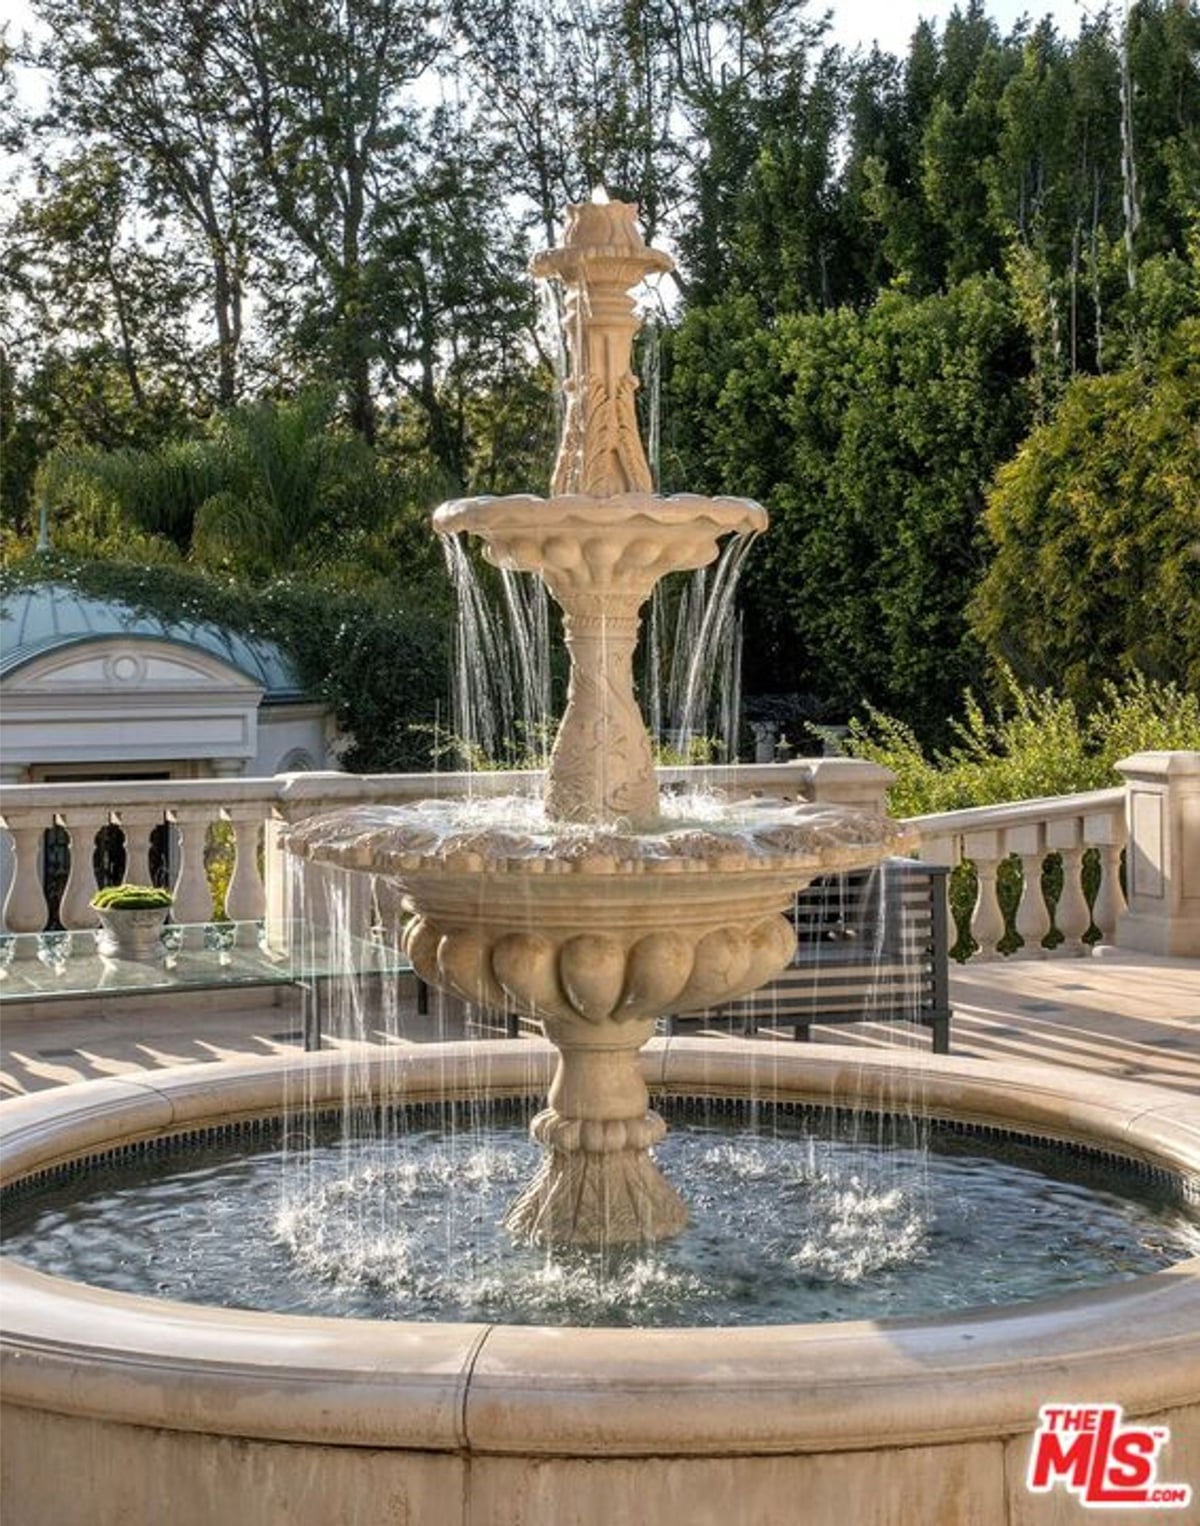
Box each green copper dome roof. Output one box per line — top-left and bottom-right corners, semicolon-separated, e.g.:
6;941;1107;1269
0;583;305;703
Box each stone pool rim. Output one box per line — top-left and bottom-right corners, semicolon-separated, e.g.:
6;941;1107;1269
2;1037;1199;1463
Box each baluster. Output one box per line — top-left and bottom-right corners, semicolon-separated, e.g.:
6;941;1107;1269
963;829;1005;960
1006;823;1051;957
114;809;161;886
223;808;266;938
1085;809;1127;946
2;819;50;946
170;808;216;932
1047;818;1090;954
260;813;291;953
57;811;108;930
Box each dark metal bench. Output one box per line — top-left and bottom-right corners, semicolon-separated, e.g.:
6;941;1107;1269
663;858;952;1052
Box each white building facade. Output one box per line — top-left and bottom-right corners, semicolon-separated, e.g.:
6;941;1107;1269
0;584;342;784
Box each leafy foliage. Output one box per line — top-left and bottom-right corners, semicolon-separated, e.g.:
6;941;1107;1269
846;669;1200;817
666;276;1030;741
27;393;443;589
972;317;1200;710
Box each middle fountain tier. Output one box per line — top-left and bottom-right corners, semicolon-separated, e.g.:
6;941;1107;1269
285;195;910;1246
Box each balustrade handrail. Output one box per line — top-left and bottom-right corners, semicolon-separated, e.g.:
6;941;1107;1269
0;757;894;827
0;775;292;821
902;786;1125;838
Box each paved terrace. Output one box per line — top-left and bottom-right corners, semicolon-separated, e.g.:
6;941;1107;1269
3;951;1197;1098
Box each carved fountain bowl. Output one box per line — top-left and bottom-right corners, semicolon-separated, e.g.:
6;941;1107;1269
432;492;769;598
284;800;914;1035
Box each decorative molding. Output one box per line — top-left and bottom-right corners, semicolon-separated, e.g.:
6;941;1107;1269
101;652;149;686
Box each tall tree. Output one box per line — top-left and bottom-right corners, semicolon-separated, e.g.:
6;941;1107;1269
31;0;258;407
224;0;441;443
453;0;682;247
369;99;542;490
3;148;200;449
662;0;831;305
666;276;1032;740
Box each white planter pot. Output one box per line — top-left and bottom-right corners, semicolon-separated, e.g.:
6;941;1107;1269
94;906;170;962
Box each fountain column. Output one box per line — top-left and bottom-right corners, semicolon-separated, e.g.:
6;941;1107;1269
505;1018;687;1242
547;604;656;826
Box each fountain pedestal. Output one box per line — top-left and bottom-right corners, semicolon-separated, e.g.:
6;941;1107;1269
505;1028;687;1242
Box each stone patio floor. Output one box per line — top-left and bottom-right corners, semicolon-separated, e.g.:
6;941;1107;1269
2;950;1196;1099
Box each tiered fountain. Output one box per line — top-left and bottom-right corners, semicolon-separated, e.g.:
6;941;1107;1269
285;195;906;1244
3;197;1197;1526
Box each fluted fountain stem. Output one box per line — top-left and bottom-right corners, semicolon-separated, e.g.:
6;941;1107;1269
546;609;657;825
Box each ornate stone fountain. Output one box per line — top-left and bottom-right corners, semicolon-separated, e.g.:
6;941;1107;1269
286;196;907;1243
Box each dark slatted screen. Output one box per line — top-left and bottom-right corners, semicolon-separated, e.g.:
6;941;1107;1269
668;857;952;1053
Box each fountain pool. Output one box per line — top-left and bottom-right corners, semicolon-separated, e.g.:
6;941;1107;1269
2;1040;1199;1525
9;1091;1195;1329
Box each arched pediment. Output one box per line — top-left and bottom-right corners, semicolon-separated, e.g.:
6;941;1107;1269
3;636;265;699
0;636;264;770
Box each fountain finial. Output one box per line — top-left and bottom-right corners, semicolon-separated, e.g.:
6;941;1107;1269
532;197;672;497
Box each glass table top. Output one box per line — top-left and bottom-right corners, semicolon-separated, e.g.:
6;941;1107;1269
0;922;411;1003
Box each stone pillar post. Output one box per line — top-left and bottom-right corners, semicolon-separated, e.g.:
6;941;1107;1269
800;759;896;815
224;808;267;942
262;811;291;953
1115;751;1200;956
2;821;48;942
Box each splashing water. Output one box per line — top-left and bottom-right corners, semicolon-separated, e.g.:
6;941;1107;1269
8;1112;1195;1328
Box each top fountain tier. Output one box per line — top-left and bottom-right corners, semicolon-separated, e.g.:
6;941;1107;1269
434;193;765;536
531;194;675;500
432;197;766;825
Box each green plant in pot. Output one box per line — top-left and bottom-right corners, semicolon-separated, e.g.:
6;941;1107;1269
90;885;174;962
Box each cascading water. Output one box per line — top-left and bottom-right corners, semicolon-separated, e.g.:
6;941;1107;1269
668;531;756;761
442;537;553;770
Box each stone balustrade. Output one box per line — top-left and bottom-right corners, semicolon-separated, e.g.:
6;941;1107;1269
4;751;1196;966
906;788;1128;959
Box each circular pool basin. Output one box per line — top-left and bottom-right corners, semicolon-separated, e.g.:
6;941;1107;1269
2;1039;1198;1526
